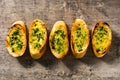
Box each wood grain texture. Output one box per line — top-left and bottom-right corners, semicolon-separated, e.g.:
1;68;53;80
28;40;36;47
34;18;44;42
0;0;120;80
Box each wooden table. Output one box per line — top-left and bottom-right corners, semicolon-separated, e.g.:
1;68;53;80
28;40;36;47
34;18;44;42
0;0;120;79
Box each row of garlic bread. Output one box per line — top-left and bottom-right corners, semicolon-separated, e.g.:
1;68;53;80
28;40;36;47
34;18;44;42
6;19;112;59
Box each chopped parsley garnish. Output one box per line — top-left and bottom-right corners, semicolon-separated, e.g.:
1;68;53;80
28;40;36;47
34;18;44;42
10;28;23;52
55;30;66;39
94;26;108;53
51;30;66;53
31;25;45;49
75;25;88;52
34;43;41;48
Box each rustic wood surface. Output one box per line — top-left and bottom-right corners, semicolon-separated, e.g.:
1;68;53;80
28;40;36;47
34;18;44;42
0;0;120;80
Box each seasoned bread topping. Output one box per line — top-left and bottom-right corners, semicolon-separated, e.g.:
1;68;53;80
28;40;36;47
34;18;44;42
51;29;66;53
74;24;89;52
9;26;24;53
30;21;46;51
93;25;111;53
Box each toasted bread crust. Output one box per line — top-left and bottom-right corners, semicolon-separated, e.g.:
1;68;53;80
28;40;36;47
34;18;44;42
6;21;27;57
29;19;47;59
71;19;90;58
49;21;69;59
92;21;112;58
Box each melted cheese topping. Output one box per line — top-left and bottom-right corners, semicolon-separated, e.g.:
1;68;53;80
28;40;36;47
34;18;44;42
30;21;46;53
51;29;66;54
73;23;89;53
9;26;24;53
93;25;111;53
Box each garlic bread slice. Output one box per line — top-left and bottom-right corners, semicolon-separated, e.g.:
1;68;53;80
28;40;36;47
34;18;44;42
29;19;47;59
92;21;112;58
6;21;27;57
49;21;69;59
71;19;90;58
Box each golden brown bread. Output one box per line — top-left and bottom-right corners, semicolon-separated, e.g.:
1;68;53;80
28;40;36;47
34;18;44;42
6;21;27;57
92;21;112;58
71;19;90;58
29;19;47;59
49;21;69;59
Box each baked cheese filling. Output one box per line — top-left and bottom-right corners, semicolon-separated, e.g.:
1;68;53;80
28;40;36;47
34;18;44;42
74;24;89;53
93;26;110;53
51;29;66;54
30;21;46;51
9;27;23;53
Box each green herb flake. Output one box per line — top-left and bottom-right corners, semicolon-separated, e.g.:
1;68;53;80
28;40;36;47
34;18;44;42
75;26;88;52
51;30;66;53
10;28;23;52
94;26;108;52
31;27;45;49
